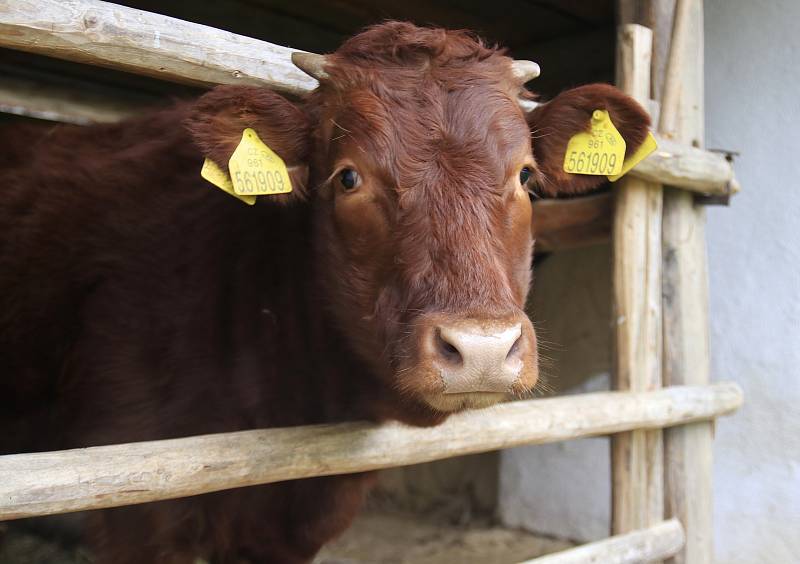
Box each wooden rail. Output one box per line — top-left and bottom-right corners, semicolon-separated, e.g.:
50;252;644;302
0;383;741;521
631;136;737;196
0;0;737;196
523;519;685;564
0;0;316;96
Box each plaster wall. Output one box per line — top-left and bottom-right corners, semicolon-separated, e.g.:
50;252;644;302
703;1;800;561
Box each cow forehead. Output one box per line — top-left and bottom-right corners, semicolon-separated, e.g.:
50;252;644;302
326;80;531;187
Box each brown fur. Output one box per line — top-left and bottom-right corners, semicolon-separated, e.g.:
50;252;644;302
0;22;650;563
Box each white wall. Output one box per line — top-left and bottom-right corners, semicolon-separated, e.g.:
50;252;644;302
500;2;800;561
705;0;800;562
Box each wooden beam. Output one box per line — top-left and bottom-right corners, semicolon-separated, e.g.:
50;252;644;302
532;193;613;252
0;383;742;521
659;2;716;563
611;23;665;535
0;0;317;96
0;75;146;124
522;519;685;564
628;135;737;196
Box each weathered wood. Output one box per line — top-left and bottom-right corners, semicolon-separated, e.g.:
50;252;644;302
660;2;715;563
0;383;742;521
650;0;677;102
523;519;685;564
628;136;737;196
611;23;665;536
614;0;676;101
0;0;317;96
0;75;145;124
532;193;613;252
658;0;695;140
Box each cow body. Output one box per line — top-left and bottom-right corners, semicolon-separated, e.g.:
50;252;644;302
0;112;381;562
0;22;650;563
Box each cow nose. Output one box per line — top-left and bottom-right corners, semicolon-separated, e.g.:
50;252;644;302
432;321;525;394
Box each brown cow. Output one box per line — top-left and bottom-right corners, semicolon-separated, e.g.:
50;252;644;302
0;22;649;564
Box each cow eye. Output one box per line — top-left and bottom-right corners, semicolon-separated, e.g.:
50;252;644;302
338;168;360;191
519;166;533;185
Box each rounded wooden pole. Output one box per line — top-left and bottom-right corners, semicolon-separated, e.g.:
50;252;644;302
0;0;316;95
0;384;741;521
522;519;685;564
659;2;717;563
612;22;665;535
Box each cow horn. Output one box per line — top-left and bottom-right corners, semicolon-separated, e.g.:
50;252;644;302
512;60;541;83
292;52;329;81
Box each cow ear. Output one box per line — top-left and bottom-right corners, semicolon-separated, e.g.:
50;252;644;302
184;85;312;202
527;84;651;196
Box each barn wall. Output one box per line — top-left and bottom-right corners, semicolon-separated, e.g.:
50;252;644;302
703;0;800;561
499;1;800;561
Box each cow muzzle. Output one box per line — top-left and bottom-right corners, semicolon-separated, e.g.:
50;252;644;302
415;314;538;410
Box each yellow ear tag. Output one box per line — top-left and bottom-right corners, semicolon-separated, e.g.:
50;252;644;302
563;109;626;176
607;131;658;182
201;158;256;205
228;128;292;196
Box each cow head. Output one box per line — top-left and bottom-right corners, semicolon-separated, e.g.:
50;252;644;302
187;22;650;424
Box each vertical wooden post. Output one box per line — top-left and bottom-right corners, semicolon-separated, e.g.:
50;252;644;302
611;24;664;535
615;0;676;103
660;1;714;563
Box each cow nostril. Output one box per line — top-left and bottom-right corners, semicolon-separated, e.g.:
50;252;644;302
435;329;463;366
506;334;524;364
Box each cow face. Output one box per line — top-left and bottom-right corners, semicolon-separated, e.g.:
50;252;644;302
187;23;650;423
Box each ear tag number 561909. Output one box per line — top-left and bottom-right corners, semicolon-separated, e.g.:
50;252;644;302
229;128;293;196
563;109;626;176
